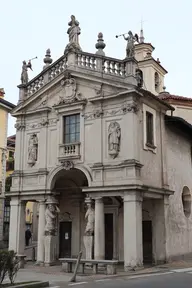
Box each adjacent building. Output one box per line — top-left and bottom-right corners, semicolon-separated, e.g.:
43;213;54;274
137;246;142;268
7;17;192;270
5;134;38;244
0;89;15;247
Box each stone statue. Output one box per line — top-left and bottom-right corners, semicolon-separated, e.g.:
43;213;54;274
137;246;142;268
64;15;82;54
21;61;28;85
123;31;139;58
45;203;60;235
108;122;121;158
68;15;81;44
85;202;95;236
28;134;38;166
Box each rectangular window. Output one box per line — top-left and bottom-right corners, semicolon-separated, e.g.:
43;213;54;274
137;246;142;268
4;205;10;223
146;111;154;145
63;114;80;144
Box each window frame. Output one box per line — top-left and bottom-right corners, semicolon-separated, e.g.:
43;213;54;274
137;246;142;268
63;114;80;144
143;104;157;153
146;111;154;146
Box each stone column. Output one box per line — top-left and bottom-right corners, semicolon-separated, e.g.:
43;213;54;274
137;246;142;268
37;201;46;264
9;199;25;255
123;192;143;271
153;195;169;264
94;197;105;260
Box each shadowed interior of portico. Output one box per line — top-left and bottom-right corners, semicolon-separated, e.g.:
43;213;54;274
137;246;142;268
51;167;125;262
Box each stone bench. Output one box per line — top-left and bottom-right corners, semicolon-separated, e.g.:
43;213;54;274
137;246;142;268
59;258;118;275
16;254;26;269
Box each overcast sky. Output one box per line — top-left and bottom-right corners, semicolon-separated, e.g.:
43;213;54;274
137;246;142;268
0;0;191;135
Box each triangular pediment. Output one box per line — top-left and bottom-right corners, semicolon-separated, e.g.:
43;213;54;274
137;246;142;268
12;69;132;116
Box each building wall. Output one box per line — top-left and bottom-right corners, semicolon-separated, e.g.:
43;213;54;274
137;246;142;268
165;126;192;259
12;79;170;194
0;107;8;184
170;104;192;125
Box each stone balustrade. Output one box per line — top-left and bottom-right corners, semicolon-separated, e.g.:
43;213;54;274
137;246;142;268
23;51;136;99
26;56;68;97
58;142;81;160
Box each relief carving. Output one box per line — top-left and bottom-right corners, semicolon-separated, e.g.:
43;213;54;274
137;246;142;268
14;122;25;131
61;160;74;170
40;118;49;126
83;102;138;120
122;102;138;113
108;121;121;158
28;134;38;166
54;72;84;106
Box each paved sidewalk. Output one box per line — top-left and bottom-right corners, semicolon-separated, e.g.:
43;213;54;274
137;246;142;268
10;260;192;285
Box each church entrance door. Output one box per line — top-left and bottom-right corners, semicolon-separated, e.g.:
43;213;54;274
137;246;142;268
142;220;153;264
59;221;72;258
105;213;114;260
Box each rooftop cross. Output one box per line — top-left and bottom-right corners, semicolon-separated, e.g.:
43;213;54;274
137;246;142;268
139;17;147;43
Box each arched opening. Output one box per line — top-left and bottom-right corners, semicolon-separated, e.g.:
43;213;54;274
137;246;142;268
154;72;160;92
51;167;89;258
136;69;143;88
182;186;191;218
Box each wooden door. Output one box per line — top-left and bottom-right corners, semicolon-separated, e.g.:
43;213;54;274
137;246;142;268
142;220;153;264
59;221;72;258
105;213;114;260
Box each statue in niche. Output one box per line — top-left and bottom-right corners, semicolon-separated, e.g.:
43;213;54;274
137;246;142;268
28;134;38;166
64;15;82;54
123;31;139;58
45;203;60;236
108;122;121;158
85;201;95;236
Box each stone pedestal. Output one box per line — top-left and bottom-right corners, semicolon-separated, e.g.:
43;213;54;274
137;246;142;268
84;235;93;260
44;235;57;266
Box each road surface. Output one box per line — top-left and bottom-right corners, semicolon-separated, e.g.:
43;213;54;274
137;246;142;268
50;269;192;288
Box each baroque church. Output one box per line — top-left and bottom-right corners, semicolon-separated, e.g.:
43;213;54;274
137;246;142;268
8;15;192;271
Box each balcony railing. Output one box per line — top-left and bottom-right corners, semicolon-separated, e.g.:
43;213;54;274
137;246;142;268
58;142;81;160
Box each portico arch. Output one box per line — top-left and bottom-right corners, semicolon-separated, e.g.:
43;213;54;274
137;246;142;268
47;164;92;191
48;164;90;259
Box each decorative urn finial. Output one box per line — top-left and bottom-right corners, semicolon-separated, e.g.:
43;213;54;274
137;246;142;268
95;32;106;56
43;49;53;69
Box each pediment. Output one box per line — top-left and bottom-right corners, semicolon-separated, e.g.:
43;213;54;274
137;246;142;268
12;71;131;116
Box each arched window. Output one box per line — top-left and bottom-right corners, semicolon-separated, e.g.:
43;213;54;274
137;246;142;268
154;72;160;92
136;69;143;88
182;186;191;218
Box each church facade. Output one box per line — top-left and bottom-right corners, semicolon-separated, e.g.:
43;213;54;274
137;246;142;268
8;16;192;271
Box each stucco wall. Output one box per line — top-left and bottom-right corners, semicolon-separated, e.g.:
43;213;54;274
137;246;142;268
139;100;165;188
166;126;192;259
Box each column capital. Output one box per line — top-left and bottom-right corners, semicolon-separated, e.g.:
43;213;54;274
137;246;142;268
10;199;27;206
164;195;170;206
123;191;143;203
38;200;46;205
94;197;103;203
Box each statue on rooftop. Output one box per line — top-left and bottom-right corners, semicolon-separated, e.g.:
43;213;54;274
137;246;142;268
123;31;139;58
64;15;82;54
20;58;36;85
21;61;28;85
